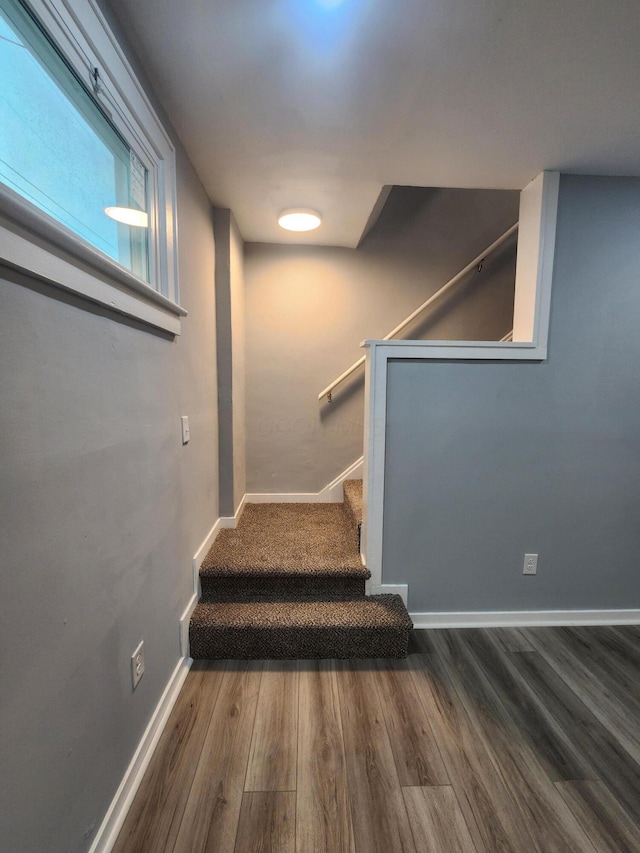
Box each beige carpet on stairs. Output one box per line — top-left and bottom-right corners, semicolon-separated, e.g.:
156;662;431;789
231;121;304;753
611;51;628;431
191;488;412;659
201;503;368;576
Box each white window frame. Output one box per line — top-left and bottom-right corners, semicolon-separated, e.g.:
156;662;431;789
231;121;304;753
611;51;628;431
0;0;187;334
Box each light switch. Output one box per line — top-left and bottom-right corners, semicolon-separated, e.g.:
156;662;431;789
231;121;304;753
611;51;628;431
181;415;190;444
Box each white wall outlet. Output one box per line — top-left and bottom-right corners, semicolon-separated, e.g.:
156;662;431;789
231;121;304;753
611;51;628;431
181;415;190;445
523;553;538;575
131;640;145;689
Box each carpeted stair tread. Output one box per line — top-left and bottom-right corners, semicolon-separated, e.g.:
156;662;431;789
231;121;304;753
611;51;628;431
201;503;368;578
192;596;411;629
343;479;363;528
192;496;412;659
189;595;413;659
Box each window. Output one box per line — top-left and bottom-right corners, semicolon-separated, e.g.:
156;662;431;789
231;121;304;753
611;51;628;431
0;0;185;333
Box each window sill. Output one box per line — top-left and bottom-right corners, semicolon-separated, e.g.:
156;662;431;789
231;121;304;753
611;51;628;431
1;186;187;335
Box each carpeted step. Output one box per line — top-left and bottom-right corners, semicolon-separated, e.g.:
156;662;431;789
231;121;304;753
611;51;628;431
200;503;369;601
189;595;413;660
343;479;363;546
201;575;367;602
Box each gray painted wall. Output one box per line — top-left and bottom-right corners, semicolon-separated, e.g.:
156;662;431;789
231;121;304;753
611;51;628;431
0;38;218;853
245;188;519;494
383;175;640;613
230;216;247;511
214;209;246;516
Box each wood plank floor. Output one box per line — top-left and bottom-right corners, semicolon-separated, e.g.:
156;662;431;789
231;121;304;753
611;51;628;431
113;626;640;852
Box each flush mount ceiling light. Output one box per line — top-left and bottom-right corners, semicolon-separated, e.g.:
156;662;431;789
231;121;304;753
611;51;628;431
278;208;322;232
104;206;149;227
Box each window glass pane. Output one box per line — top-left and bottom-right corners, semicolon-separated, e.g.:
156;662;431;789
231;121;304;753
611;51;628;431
0;0;150;282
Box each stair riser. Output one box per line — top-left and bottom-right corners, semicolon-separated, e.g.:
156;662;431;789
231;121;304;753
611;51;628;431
200;576;366;602
342;479;363;533
189;626;411;660
343;503;359;534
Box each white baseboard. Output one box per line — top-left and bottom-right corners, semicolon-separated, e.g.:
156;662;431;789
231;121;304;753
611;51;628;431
185;503;246;657
192;501;246;593
88;656;192;853
219;494;247;528
321;457;364;500
245;457;363;504
185;503;247;656
409;608;640;629
192;519;221;594
368;582;408;606
179;594;198;657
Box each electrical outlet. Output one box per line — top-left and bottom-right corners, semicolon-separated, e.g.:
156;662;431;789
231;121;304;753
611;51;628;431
523;553;538;575
131;640;145;689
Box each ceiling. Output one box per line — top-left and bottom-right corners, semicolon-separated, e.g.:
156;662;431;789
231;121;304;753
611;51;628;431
107;0;640;247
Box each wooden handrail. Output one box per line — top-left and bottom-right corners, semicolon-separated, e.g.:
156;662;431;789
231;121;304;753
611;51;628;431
319;222;519;402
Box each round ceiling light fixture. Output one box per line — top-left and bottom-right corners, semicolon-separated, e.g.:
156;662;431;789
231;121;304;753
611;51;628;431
278;208;322;232
104;206;149;228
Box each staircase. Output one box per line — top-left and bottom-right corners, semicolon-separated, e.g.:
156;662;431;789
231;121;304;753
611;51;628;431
189;480;412;659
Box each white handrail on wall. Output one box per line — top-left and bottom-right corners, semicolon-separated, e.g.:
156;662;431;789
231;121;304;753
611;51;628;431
318;222;519;402
500;330;514;342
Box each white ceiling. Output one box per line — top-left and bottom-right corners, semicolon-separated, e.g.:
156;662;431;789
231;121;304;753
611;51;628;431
108;0;640;247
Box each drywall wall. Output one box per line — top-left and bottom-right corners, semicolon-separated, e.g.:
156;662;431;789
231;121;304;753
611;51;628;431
245;187;519;493
230;216;247;512
0;36;218;853
383;175;640;613
214;209;246;516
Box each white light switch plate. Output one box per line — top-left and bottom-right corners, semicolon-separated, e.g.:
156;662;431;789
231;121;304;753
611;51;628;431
181;415;190;444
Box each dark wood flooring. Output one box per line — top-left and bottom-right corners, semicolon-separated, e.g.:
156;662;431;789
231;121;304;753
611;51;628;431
113;626;640;852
